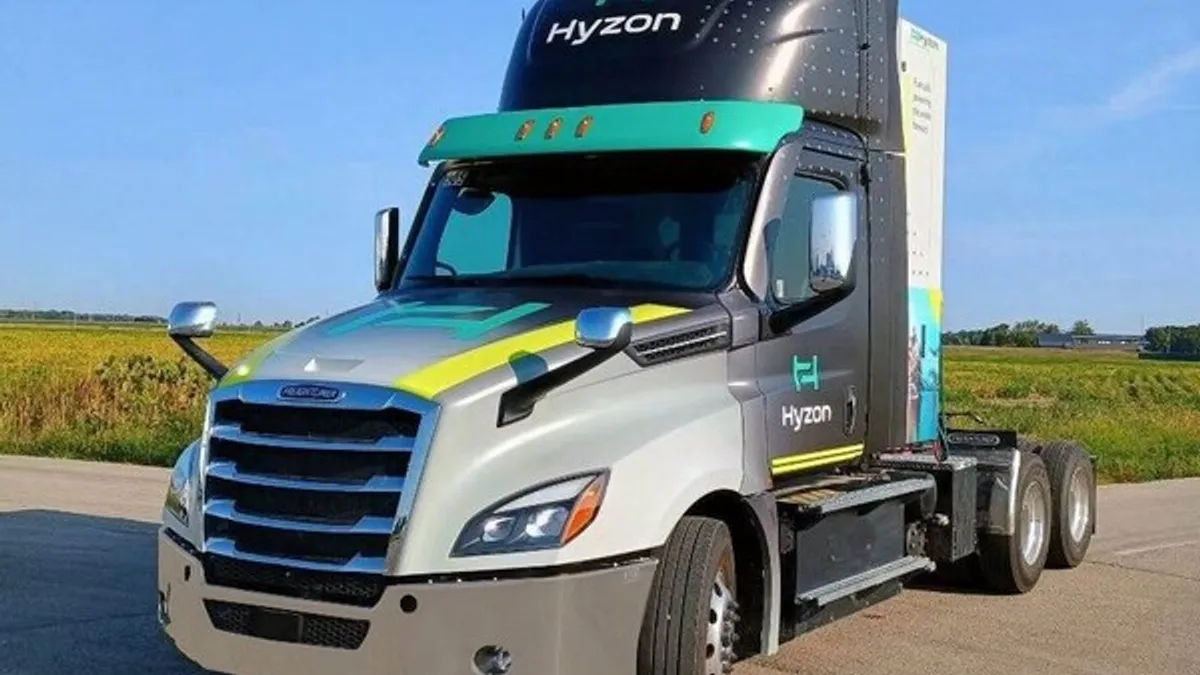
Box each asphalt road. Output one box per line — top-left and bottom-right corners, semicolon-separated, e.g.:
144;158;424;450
1;455;1198;675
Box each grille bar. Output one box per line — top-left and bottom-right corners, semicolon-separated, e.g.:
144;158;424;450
200;380;436;577
210;424;414;452
203;554;386;607
207;461;406;493
207;538;388;574
205;500;396;535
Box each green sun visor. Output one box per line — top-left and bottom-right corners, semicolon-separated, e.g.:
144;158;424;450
417;100;805;167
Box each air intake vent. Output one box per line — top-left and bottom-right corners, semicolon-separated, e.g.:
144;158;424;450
205;600;369;650
630;321;731;366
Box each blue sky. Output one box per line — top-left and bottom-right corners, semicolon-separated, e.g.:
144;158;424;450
1;0;1197;332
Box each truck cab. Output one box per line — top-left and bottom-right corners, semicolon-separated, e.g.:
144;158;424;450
156;2;1098;674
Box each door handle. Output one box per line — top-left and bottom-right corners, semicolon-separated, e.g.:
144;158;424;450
844;385;857;436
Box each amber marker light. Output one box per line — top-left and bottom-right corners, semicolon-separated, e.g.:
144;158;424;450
575;115;594;138
428;124;446;146
700;110;716;134
562;473;608;545
515;119;536;141
545;116;564;140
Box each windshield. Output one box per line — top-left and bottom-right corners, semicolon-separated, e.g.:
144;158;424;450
397;151;762;293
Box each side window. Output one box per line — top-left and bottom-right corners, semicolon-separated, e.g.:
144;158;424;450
436;191;514;274
767;174;841;303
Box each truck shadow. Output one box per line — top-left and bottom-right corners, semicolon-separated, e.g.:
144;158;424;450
0;509;205;675
904;560;998;597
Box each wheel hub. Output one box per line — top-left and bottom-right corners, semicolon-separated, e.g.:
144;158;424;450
1067;464;1091;543
1020;481;1048;566
704;570;740;675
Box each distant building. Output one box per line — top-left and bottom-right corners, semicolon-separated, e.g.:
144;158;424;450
1036;333;1146;350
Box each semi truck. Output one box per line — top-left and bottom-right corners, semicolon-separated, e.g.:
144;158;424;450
156;1;1099;673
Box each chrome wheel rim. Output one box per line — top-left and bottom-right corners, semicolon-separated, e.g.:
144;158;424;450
704;569;739;675
1021;482;1048;566
1067;465;1091;543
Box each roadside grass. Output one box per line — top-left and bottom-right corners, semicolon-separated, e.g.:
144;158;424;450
943;347;1200;483
0;324;273;466
1;323;1198;483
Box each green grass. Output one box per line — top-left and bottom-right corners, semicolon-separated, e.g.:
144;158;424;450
0;323;275;466
943;346;1200;483
1;323;1197;483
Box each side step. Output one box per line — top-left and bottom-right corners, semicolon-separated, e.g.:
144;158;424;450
797;555;935;607
778;476;935;516
776;469;941;643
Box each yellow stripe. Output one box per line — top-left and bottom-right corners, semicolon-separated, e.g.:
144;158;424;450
770;443;865;475
394;303;690;400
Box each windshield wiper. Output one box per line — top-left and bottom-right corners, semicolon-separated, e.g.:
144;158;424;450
406;273;689;292
408;273;623;288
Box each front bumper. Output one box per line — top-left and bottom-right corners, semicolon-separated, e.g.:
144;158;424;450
157;528;659;675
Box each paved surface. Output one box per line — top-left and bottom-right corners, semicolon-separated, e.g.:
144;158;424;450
1;455;1197;675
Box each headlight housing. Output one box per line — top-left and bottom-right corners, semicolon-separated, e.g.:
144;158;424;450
164;441;199;526
451;472;608;557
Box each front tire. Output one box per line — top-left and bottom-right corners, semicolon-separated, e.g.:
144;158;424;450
638;516;741;675
978;452;1052;594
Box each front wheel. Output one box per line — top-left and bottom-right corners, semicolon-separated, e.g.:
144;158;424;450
638;516;741;675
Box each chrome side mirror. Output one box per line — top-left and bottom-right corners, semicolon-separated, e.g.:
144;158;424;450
375;207;403;292
167;301;227;380
498;306;637;427
809;192;858;294
167;301;218;339
575;307;634;351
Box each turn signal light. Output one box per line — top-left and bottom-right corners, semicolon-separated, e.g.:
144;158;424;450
562;473;608;545
575;115;594;138
515;119;536;141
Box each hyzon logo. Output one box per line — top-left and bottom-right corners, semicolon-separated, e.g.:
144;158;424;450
792;354;821;391
546;6;682;47
326;301;551;341
782;404;833;433
909;26;941;51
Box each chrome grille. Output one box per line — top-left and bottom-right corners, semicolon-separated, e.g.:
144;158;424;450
200;380;436;576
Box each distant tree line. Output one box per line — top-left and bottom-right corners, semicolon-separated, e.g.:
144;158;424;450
944;318;1200;356
941;319;1095;348
0;309;165;324
1143;325;1200;354
0;308;319;331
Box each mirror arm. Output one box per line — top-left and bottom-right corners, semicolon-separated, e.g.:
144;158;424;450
496;324;633;427
766;289;848;336
171;335;228;381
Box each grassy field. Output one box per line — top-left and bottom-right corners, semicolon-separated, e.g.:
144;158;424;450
1;323;1198;483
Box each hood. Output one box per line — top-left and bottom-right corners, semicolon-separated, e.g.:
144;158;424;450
217;285;706;401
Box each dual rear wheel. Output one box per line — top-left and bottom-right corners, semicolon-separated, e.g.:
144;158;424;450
979;441;1096;593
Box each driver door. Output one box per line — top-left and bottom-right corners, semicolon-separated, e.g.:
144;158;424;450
753;141;870;479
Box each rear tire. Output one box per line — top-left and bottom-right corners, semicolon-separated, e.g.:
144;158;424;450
638;516;741;675
978;452;1052;594
1040;440;1096;568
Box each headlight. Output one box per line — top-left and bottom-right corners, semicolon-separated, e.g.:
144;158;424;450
451;472;608;557
164;441;199;526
